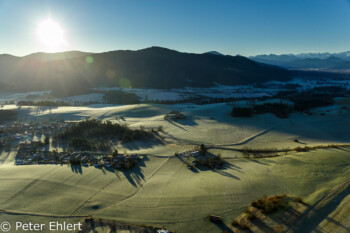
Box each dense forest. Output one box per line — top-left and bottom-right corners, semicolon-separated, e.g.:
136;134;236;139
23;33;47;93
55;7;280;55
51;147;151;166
58;119;154;142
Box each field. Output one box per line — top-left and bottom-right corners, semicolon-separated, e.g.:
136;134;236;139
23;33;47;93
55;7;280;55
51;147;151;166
1;101;350;232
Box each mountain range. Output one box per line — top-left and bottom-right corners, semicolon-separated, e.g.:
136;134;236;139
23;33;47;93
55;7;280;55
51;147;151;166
250;51;350;70
0;47;290;96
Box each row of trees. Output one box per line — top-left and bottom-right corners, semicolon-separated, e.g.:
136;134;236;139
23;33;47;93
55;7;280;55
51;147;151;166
231;103;292;118
291;94;334;112
17;100;71;107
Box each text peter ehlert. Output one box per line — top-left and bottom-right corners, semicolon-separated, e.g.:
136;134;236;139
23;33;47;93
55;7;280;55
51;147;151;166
0;221;82;232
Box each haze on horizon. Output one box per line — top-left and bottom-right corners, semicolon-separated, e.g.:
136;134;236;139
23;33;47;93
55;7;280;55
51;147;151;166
1;0;350;57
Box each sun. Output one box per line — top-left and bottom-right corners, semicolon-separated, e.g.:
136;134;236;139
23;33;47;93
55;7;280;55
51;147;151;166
37;19;67;51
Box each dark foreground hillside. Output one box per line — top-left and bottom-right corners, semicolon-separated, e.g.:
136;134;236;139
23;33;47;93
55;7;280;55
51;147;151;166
0;47;291;95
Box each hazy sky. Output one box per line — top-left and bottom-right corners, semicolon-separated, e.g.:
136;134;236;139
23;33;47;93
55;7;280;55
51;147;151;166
1;0;350;56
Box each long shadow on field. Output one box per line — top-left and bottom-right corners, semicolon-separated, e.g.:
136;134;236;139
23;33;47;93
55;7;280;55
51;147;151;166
275;206;303;224
296;140;307;145
293;184;350;233
336;147;350;153
229;163;242;170
258;159;277;165
239;157;275;166
176;155;200;173
122;170;145;187
323;218;350;231
123;156;148;187
252;217;275;233
220;161;244;173
250;159;269;166
211;165;240;180
71;164;83;174
214;222;234;233
166;120;188;131
0;151;12;163
207;152;243;172
101;156;149;187
176;116;198;126
122;138;164;150
176;154;241;179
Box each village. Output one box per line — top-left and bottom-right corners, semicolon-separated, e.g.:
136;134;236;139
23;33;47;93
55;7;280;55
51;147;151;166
0;119;144;170
0;116;227;173
0;119;73;145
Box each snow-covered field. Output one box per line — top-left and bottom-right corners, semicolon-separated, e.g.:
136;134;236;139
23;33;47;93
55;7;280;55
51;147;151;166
95;77;350;102
96;85;278;101
1;102;350;233
11;98;350;149
0;78;349;104
0;104;17;110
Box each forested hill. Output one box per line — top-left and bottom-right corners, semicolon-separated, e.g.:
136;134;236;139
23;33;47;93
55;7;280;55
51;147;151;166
0;47;291;95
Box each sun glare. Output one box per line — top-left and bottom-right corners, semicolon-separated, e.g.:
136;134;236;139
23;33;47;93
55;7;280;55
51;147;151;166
37;19;67;51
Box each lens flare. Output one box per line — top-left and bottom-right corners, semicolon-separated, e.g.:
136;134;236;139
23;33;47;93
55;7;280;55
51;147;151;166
86;56;94;64
37;19;67;51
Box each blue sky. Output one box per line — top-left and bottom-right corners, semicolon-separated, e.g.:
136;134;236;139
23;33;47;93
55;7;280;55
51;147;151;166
1;0;350;56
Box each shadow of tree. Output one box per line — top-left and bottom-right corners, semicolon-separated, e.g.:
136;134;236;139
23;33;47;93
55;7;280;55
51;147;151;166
121;138;164;150
166;120;188;131
66;155;149;187
167;115;198;126
251;217;275;232
323;217;350;232
70;164;83;174
175;153;241;179
249;159;270;166
211;168;240;180
214;221;234;233
103;156;149;187
293;184;350;233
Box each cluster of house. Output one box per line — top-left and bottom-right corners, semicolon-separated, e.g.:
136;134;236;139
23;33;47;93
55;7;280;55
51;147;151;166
164;111;186;121
176;149;224;170
175;150;203;169
0;120;73;146
1;119;144;170
15;150;143;170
